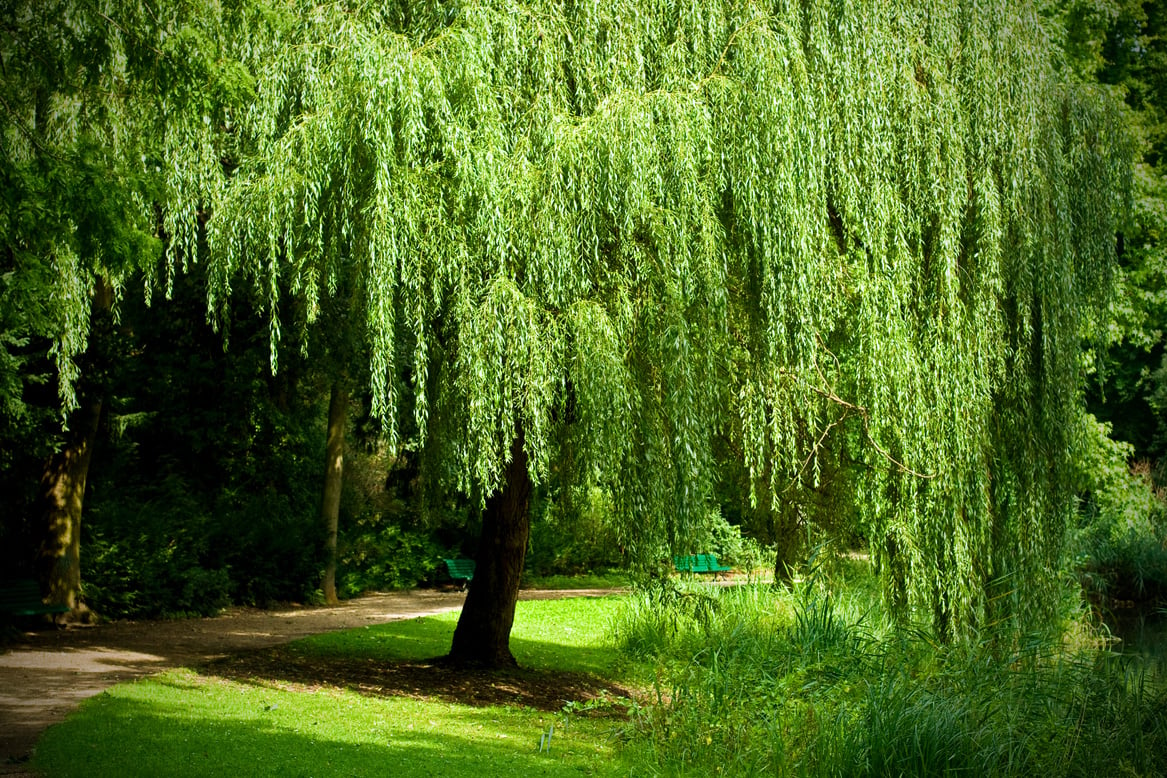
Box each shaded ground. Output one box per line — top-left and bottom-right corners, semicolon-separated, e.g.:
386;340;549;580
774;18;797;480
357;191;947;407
209;645;635;712
0;587;622;776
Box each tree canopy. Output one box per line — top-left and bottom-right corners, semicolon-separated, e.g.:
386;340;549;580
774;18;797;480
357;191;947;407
149;0;1127;637
4;0;1132;640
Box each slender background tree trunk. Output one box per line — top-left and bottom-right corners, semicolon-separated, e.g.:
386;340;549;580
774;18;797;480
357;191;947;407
37;277;112;620
447;427;532;668
321;379;349;605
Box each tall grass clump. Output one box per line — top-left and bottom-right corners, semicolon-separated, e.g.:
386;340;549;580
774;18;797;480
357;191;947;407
612;563;1167;777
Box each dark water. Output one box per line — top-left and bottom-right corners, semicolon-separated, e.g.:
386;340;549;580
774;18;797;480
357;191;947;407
1106;610;1167;678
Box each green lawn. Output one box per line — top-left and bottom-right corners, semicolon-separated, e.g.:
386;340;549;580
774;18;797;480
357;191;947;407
38;575;1165;777
32;596;638;778
297;597;626;676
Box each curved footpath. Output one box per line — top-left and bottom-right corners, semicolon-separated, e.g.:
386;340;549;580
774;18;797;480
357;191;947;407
0;587;619;775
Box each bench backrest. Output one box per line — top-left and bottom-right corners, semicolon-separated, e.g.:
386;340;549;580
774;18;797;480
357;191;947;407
444;559;476;579
673;554;730;574
696;553;729;570
0;578;68;616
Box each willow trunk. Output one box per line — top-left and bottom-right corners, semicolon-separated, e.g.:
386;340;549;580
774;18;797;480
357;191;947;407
446;428;532;668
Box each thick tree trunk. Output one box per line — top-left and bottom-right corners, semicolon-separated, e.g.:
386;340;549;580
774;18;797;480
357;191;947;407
321;380;349;605
446;428;532;668
773;542;796;586
36;394;102;618
36;278;112;620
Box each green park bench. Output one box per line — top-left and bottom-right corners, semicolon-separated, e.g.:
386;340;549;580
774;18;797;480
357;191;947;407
0;578;69;619
443;558;476;590
673;553;732;580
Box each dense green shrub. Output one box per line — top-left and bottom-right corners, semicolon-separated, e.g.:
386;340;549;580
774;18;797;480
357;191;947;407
82;477;232;619
214;485;324;607
81;456;325;619
1074;415;1167;606
525;486;626;577
337;520;444;594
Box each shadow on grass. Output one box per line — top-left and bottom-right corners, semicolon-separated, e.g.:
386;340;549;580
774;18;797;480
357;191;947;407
203;634;636;712
32;689;618;778
200;599;638;711
288;599;626;675
31;597;637;777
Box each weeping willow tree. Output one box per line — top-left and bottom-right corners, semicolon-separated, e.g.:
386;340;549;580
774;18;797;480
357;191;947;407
153;0;1129;662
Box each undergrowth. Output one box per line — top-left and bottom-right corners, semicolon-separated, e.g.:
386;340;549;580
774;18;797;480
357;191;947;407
611;566;1167;777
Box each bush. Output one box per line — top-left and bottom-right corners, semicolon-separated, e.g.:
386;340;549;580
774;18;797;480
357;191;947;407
337;520;444;595
214;485;323;607
678;508;776;575
1074;415;1167;606
525;486;626;577
82;479;233;619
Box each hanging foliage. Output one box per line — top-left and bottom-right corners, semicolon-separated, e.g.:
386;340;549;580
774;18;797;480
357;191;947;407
141;0;1131;637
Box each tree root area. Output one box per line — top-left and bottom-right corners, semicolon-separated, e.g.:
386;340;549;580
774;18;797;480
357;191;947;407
205;647;635;713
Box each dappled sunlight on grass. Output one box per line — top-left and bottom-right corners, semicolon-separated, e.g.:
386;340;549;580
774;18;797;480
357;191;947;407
292;596;627;677
33;667;631;778
31;597;638;778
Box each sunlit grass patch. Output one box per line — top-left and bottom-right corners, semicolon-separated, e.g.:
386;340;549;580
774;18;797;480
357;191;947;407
33;668;630;778
36;577;1166;778
31;597;638;778
293;595;627;676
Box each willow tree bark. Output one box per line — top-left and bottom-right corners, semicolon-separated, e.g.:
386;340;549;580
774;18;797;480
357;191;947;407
321;379;349;605
37;277;112;619
446;428;532;668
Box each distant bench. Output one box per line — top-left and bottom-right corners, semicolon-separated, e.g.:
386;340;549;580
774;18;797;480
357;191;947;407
0;579;69;619
673;554;731;580
443;559;476;590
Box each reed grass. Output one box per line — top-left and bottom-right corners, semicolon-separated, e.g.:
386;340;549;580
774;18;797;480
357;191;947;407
612;567;1167;777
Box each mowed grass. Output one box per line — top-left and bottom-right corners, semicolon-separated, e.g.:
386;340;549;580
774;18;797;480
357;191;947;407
297;596;626;676
31;596;637;778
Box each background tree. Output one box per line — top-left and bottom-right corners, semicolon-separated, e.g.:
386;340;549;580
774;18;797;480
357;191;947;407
81;259;332;617
0;0;259;614
156;0;1129;665
2;0;162;615
1055;0;1167;479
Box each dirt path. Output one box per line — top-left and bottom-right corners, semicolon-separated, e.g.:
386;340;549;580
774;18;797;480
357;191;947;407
0;587;619;775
